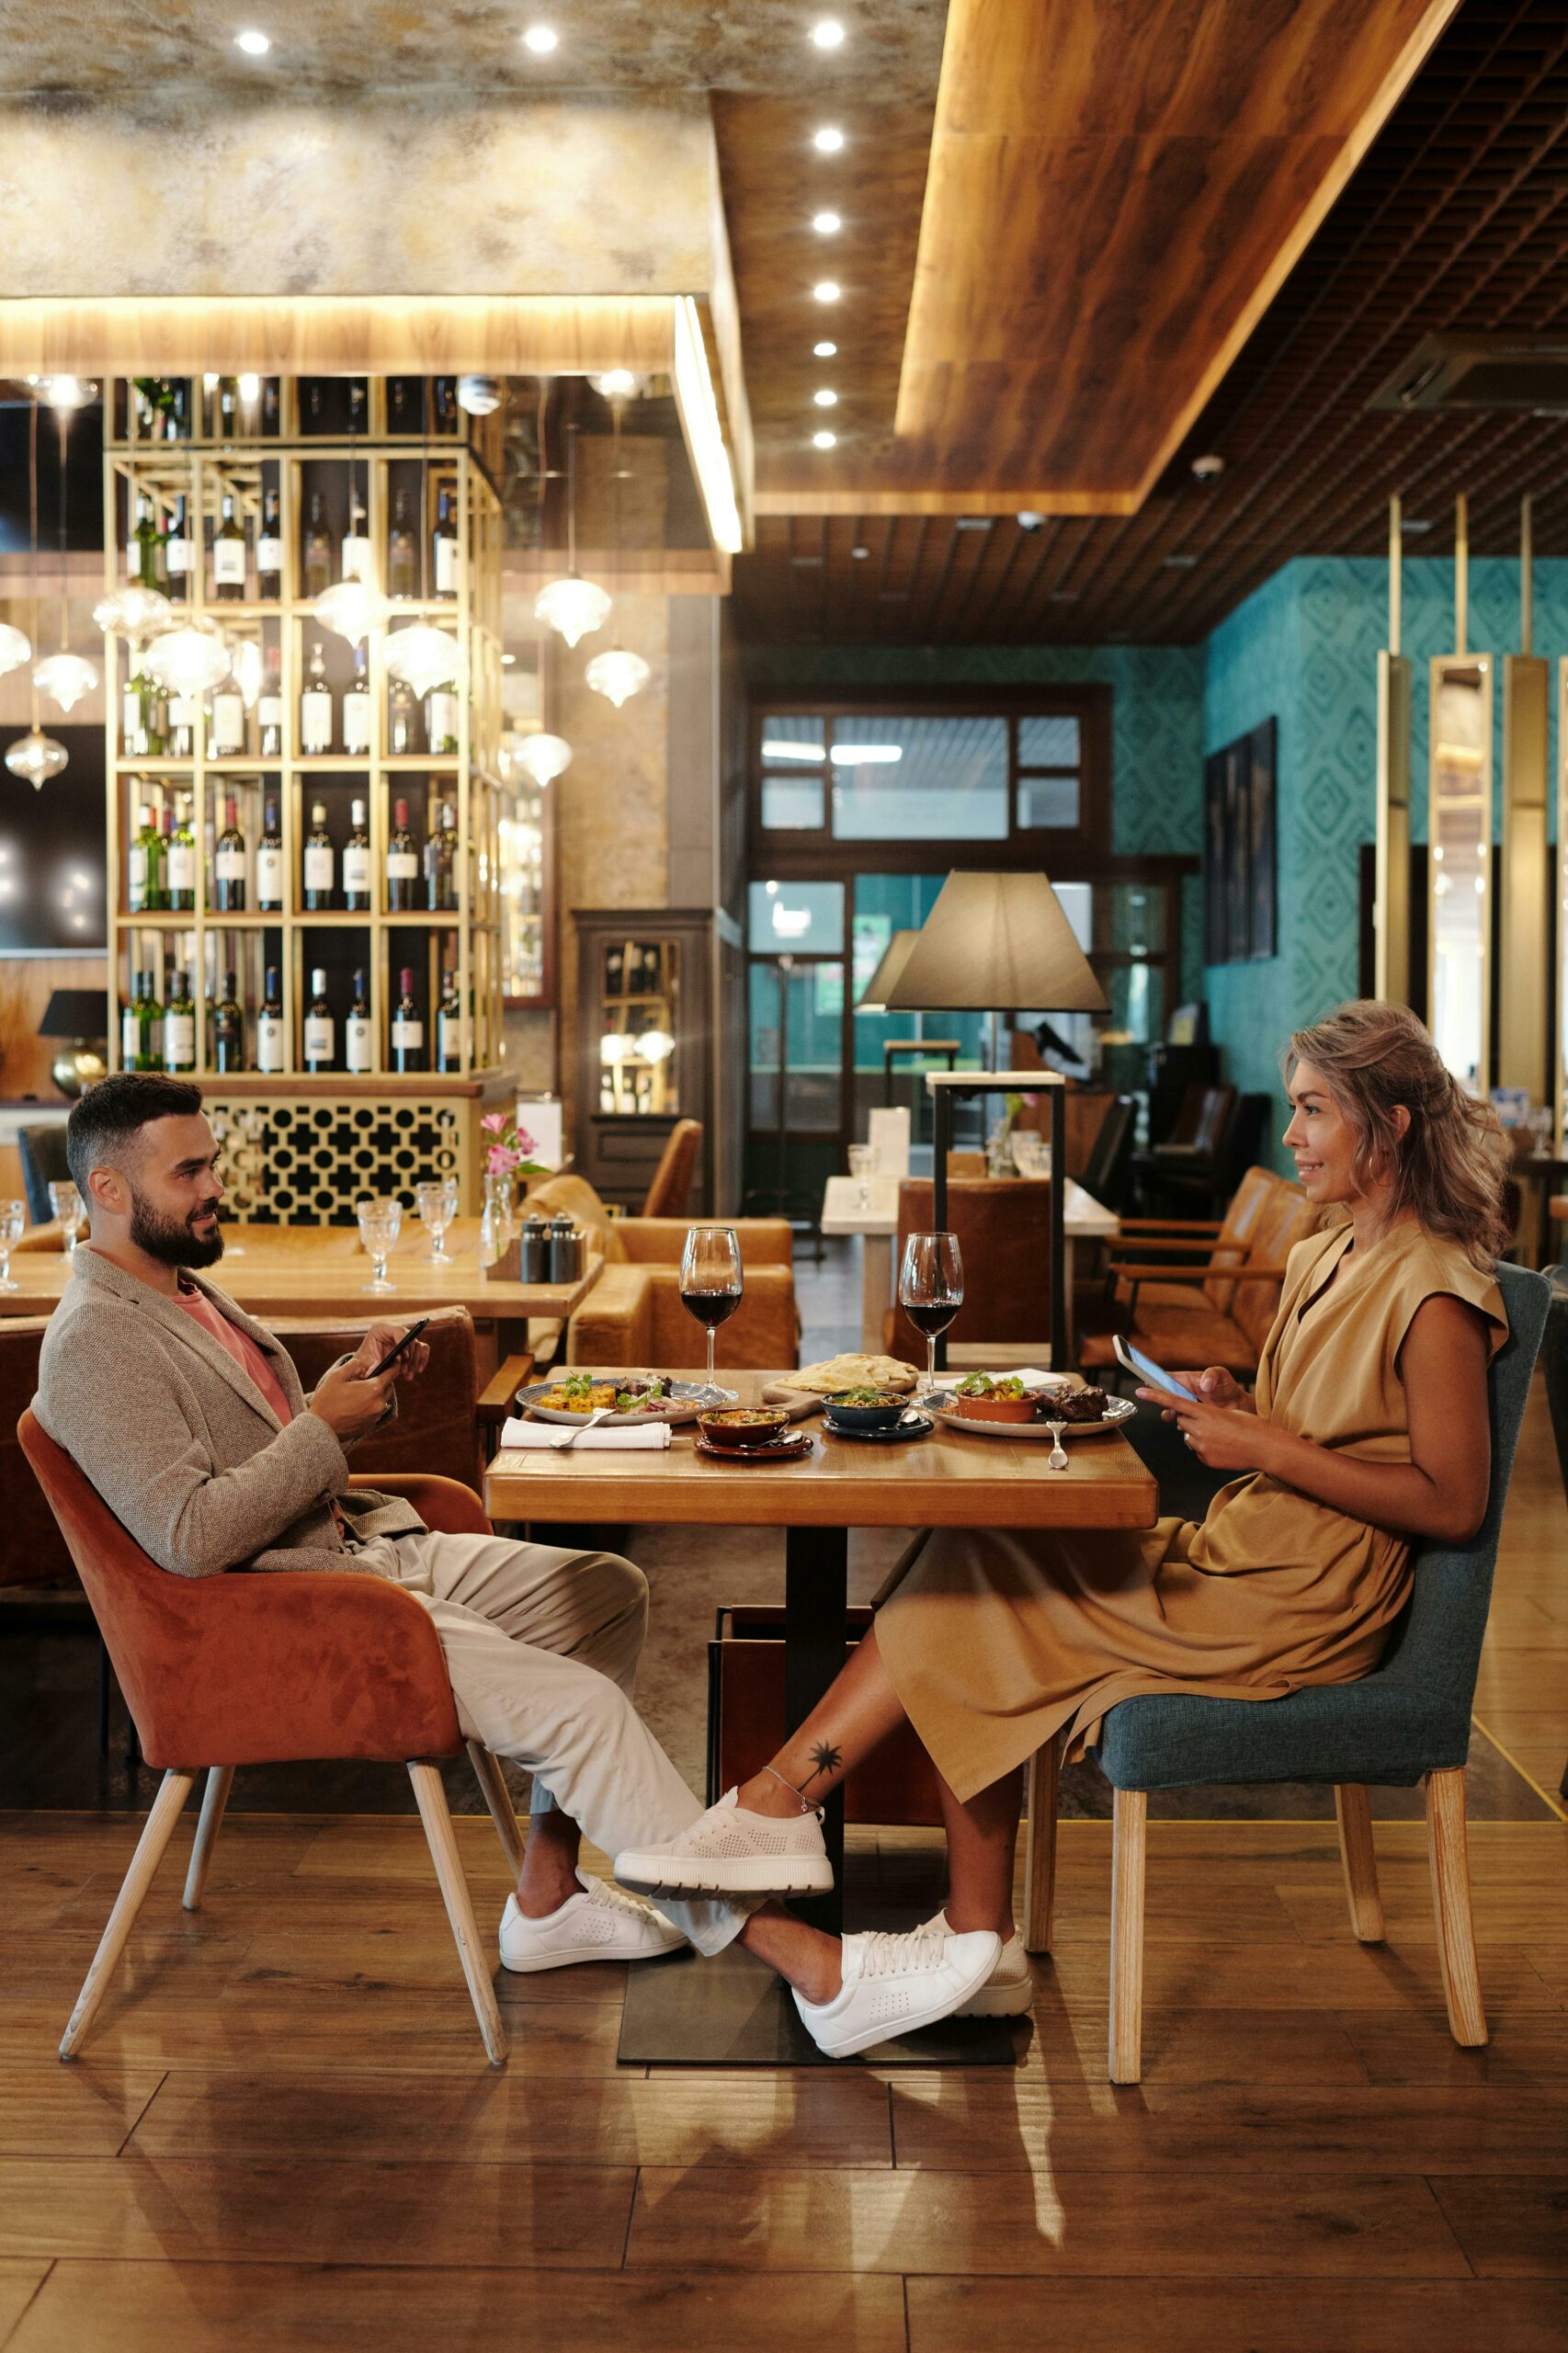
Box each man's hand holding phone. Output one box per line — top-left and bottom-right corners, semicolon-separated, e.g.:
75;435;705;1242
309;1320;430;1442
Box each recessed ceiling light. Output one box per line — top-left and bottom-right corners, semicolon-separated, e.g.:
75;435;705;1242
813;126;845;153
812;18;846;48
850;543;869;559
813;280;841;303
1048;589;1079;603
522;23;558;51
813;339;837;358
1163;553;1198;567
812;429;837;449
812;210;842;235
813;388;838;407
1401;517;1433;534
234;28;271;54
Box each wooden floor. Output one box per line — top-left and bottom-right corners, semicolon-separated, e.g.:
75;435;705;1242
0;1392;1562;2350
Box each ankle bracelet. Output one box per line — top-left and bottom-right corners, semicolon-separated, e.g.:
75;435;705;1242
763;1763;813;1814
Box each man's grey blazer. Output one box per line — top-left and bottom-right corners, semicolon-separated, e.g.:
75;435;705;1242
33;1245;424;1578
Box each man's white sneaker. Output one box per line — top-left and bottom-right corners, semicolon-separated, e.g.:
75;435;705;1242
793;1923;1001;2058
919;1909;1033;2016
614;1789;833;1896
498;1871;686;1973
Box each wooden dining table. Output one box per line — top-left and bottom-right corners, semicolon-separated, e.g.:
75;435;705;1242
485;1369;1157;2063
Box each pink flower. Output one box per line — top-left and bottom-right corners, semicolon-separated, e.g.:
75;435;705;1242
485;1144;510;1175
481;1112;506;1136
516;1126;536;1158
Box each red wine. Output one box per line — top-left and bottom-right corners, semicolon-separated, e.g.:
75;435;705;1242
903;1298;960;1337
681;1286;742;1330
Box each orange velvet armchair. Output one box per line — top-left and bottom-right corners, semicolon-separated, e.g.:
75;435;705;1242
18;1411;524;2067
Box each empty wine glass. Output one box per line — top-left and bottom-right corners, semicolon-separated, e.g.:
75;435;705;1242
416;1179;454;1262
847;1142;876;1211
357;1195;403;1294
680;1225;743;1394
0;1199;24;1292
48;1181;83;1254
899;1230;964;1399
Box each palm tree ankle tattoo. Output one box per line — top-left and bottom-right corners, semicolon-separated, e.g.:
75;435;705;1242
802;1740;843;1789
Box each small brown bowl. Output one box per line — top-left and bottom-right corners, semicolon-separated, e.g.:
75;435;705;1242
949;1390;1042;1424
696;1406;791;1449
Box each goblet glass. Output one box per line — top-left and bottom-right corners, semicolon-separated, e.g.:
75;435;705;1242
899;1230;964;1399
48;1181;83;1254
416;1180;454;1262
0;1199;24;1292
679;1224;743;1395
846;1143;876;1211
357;1196;403;1294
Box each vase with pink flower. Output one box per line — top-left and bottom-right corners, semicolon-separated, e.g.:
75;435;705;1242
479;1112;550;1276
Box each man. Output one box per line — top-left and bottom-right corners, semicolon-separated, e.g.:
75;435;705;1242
37;1075;998;2052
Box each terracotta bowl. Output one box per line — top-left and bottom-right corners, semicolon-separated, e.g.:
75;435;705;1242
696;1406;791;1449
947;1390;1042;1424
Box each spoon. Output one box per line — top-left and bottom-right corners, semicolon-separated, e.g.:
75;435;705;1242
1045;1418;1069;1472
558;1405;613;1450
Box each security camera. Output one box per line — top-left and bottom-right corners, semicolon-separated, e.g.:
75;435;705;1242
457;374;503;416
1016;510;1046;531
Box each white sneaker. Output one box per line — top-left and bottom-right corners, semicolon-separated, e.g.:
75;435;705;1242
614;1789;833;1897
792;1922;1002;2058
919;1909;1033;2016
498;1870;686;1973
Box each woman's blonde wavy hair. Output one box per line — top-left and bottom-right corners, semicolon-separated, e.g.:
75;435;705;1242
1283;1000;1510;1268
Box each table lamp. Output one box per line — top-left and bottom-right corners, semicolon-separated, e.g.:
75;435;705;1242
39;988;108;1098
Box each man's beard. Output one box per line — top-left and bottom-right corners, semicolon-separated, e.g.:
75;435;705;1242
128;1188;225;1269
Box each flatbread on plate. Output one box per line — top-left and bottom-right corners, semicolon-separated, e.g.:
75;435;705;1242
784;1352;919;1396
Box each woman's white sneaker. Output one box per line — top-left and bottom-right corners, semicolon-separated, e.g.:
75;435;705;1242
499;1871;686;1972
614;1789;833;1896
919;1909;1033;2016
793;1923;1001;2058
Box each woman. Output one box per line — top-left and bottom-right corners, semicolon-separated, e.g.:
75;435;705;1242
618;1002;1511;2055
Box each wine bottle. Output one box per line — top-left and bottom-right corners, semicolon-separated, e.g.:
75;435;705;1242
388;671;417;756
342;643;372;756
341;474;369;584
165;682;195;759
121;969;163;1072
303;801;335;912
303;966;335;1074
121;654;149;757
164;969;196;1074
425;681;459;756
256;965;286;1074
388;488;416;598
218;378;237;441
129;802;163;913
213;490;246;599
166;799;197;914
346;966;374;1074
257;644;283;757
257;486;282;597
343;797;371;911
302;490;333;598
208;674;246;759
300;639;334;756
391;966;425;1074
256;799;284;912
128;491;164;590
386;796;418;912
212;972;244;1074
433;488;459;596
437;966;462;1072
165;495;192;596
214;795;247;913
424;797;458;911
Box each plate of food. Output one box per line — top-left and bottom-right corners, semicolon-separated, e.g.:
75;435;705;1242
931;1374;1136;1438
517;1371;728;1427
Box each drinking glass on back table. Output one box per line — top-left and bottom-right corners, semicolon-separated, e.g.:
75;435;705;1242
49;1181;83;1254
416;1180;454;1262
846;1143;876;1211
357;1195;403;1294
899;1230;964;1398
0;1199;24;1293
680;1225;743;1393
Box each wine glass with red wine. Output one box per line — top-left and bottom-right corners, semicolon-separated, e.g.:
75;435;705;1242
680;1225;744;1395
899;1230;964;1399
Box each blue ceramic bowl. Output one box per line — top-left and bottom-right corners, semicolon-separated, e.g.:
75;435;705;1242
822;1390;911;1433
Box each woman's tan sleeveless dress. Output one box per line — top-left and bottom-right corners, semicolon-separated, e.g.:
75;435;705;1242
875;1218;1506;1803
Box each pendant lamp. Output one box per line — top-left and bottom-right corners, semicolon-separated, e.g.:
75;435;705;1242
535;419;610;646
585;393;649;706
33;406;98;715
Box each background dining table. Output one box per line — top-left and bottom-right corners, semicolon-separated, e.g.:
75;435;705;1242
485;1368;1157;2065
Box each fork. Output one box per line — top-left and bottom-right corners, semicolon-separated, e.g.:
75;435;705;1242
1044;1418;1069;1472
557;1405;613;1450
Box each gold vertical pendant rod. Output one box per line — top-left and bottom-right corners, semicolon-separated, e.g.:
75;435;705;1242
1520;494;1533;655
1454;494;1468;657
1388;493;1402;655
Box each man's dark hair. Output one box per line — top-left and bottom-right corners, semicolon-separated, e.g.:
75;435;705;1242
65;1073;204;1196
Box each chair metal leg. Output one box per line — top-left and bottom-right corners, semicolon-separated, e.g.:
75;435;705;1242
466;1740;526;1881
60;1767;197;2062
183;1766;234;1912
1333;1783;1384;1942
1022;1738;1060;1954
1425;1766;1486;2048
408;1760;508;2067
1108;1787;1146;2085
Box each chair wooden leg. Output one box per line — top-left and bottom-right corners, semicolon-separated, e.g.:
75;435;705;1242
1333;1783;1384;1942
408;1760;509;2067
1108;1787;1146;2085
183;1765;234;1913
1022;1739;1060;1954
1425;1766;1487;2048
60;1768;197;2062
466;1740;526;1881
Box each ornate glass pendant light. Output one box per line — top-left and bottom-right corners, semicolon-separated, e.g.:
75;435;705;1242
144;615;232;697
33;404;98;715
384;620;464;696
585;392;649;708
93;583;172;640
514;730;574;787
313;390;391;645
535;419;610;647
5;403;64;785
0;621;31;679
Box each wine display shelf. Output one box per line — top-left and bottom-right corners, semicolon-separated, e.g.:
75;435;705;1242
102;373;513;1085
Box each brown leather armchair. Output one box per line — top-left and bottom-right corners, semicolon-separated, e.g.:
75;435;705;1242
640;1118;703;1216
1080;1165;1316;1379
884;1178;1058;1359
19;1408;520;2066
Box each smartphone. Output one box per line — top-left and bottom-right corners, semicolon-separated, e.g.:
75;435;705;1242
369;1317;430;1379
1113;1333;1198;1401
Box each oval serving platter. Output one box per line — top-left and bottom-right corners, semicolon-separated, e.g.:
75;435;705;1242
931;1394;1137;1439
517;1377;729;1427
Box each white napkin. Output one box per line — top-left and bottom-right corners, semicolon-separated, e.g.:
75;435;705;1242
498;1417;672;1452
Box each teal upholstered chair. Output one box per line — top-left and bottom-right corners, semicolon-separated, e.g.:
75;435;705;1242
1021;1260;1551;2082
